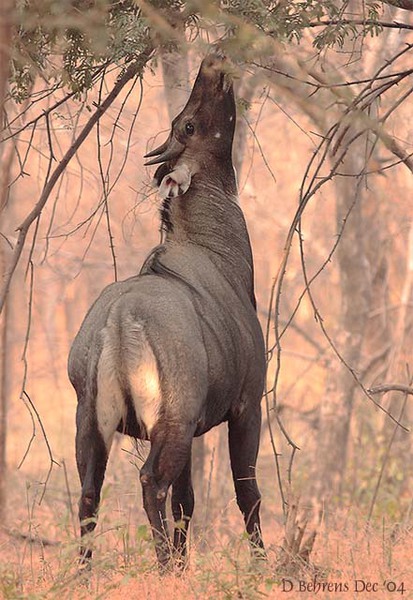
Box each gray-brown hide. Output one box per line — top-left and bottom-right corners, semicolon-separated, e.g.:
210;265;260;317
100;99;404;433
68;55;266;569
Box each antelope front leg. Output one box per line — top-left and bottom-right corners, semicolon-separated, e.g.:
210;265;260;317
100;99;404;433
228;408;266;559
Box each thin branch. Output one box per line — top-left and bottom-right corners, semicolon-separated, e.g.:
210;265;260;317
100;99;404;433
255;62;413;90
307;18;413;31
16;260;59;494
382;0;413;10
21;391;59;504
264;388;287;517
97;71;118;281
369;383;413;395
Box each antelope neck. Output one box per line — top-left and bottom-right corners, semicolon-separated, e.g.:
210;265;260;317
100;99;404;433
162;176;255;297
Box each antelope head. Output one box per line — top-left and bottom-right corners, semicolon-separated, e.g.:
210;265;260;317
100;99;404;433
145;54;236;199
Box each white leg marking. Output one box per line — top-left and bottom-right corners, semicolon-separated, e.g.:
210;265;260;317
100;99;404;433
128;357;161;436
96;339;126;449
122;322;162;436
97;320;162;440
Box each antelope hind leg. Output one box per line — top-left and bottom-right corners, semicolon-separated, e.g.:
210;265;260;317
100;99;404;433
140;421;195;571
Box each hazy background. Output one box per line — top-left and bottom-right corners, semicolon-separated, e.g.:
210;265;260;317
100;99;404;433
0;1;412;596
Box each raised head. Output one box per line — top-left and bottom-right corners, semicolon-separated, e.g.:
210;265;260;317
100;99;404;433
145;54;236;198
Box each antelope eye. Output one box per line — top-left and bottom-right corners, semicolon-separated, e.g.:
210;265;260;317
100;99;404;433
185;122;195;136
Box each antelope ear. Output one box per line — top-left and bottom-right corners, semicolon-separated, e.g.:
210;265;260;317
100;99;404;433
158;164;192;199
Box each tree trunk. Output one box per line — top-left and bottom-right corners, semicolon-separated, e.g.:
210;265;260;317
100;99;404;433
313;155;372;503
0;143;15;519
0;287;10;519
378;221;413;491
0;0;15;520
0;0;14;117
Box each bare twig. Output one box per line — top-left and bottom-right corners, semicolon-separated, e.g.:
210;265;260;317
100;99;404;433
307;18;413;32
97;70;118;281
1;526;60;547
369;383;413;396
380;0;413;10
264;388;287;516
62;459;77;538
19;390;60;508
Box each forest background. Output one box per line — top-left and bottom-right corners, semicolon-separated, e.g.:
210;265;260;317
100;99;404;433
0;1;412;598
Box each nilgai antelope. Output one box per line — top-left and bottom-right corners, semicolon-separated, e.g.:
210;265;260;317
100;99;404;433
68;54;266;569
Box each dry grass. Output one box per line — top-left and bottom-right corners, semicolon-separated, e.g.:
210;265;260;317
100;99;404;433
2;388;412;599
0;483;412;600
